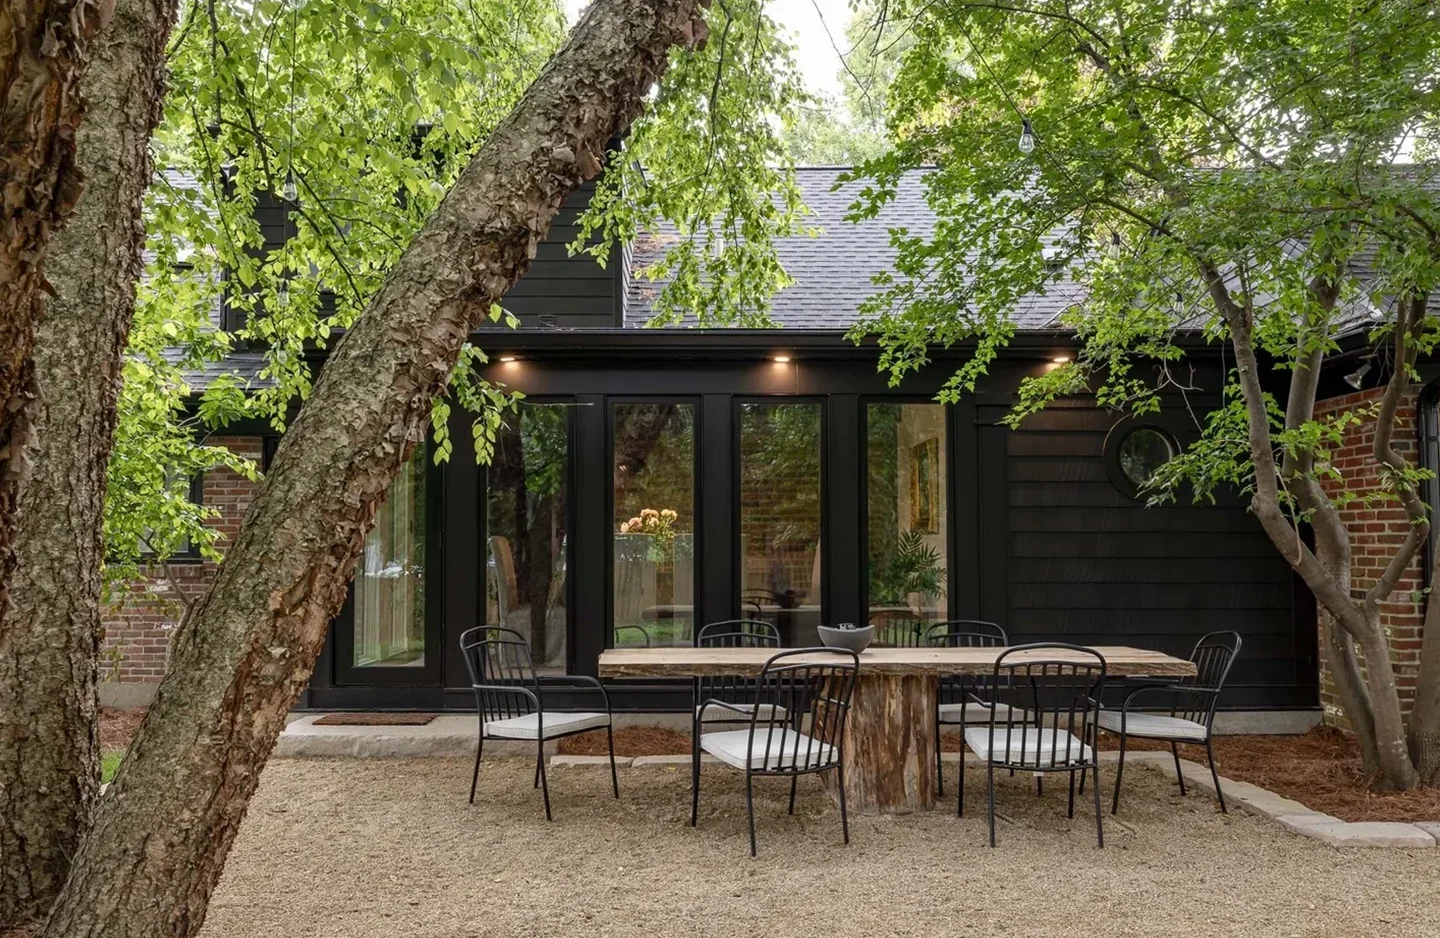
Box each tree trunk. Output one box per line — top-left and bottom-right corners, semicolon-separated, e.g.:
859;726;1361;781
0;0;172;926
1410;551;1440;784
38;3;708;936
0;0;111;634
820;674;937;814
1354;620;1418;790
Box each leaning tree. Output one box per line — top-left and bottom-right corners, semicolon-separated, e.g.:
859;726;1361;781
848;0;1440;788
35;1;723;935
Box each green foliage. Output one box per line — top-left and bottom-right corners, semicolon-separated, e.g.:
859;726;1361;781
784;0;914;165
869;528;946;605
576;0;812;326
114;0;564;569
845;0;1440;517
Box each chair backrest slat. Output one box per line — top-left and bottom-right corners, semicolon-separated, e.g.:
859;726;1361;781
459;626;541;724
1175;631;1243;726
988;643;1106;770
746;648;859;774
695;619;781;711
926;620;1008;706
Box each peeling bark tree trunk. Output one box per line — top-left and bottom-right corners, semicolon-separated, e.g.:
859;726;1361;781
0;0;172;926
38;2;708;936
0;0;112;636
1411;550;1440;784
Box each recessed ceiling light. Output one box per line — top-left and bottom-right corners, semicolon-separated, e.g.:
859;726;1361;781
773;354;792;363
498;355;518;363
1052;355;1071;364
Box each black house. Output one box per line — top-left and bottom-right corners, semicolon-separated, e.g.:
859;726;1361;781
289;168;1318;716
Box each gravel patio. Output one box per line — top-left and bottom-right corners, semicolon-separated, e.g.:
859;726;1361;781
197;757;1439;938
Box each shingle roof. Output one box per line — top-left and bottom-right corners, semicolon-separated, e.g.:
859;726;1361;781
622;167;1085;331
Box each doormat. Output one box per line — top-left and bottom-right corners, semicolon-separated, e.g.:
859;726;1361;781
313;713;439;726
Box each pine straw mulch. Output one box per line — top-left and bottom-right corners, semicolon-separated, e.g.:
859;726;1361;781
561;724;1440;823
99;706;147;752
1095;726;1440;823
557;725;691;757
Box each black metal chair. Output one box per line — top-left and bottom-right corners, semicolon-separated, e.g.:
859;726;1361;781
692;647;860;857
614;623;652;647
690;620;783;813
459;626;619;820
925;620;1009;796
1096;631;1242;815
962;643;1106;847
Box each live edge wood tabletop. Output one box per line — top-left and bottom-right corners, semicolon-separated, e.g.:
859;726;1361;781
597;645;1196;815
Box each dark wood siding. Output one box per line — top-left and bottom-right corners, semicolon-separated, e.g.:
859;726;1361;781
483;181;620;328
978;398;1309;708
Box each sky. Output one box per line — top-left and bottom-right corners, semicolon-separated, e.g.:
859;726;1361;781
562;0;848;99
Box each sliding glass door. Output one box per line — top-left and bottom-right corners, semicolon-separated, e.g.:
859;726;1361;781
612;402;697;648
485;403;571;673
866;402;949;645
738;400;824;646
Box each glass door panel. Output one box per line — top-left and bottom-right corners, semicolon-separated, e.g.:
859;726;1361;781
866;402;949;645
352;448;428;668
738;401;823;646
486;404;570;673
612;402;696;648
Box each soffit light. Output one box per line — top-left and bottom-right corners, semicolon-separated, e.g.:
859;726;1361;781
1052;354;1071;364
498;355;518;363
772;354;793;363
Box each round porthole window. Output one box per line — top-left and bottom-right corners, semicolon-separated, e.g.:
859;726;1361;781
1115;426;1175;489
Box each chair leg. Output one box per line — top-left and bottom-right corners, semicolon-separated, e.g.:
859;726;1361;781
1067;769;1076;819
837;762;850;846
1207;738;1227;814
537;741;552;822
746;773;758;858
1171;742;1187;796
987;762;997;848
934;713;945;798
607;724;620;799
534;748;542;789
1036;775;1043;798
690;720;701;828
787;774;798;815
957;744;966;817
469;730;484;805
1091;762;1104;848
1111;732;1128;815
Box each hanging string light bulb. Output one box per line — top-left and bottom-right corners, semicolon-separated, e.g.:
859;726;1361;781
282;172;298;203
1018;118;1036;154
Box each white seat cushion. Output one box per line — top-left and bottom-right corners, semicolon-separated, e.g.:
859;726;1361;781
484;711;609;740
695;702;788;723
1097;710;1207;741
964;726;1092;767
700;729;836;771
937;701;1026;724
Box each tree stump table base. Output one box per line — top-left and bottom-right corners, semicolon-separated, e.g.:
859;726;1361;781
820;674;937;814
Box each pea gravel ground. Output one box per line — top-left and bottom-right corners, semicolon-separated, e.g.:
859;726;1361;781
199;757;1440;938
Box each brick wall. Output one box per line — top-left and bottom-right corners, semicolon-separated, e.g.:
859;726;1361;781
100;436;264;703
1313;387;1426;727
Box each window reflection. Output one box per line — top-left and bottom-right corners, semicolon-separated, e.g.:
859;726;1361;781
739;402;823;645
867;403;948;646
354;449;426;667
613;403;695;648
486;404;569;672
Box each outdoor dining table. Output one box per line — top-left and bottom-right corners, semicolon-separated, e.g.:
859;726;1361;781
598;644;1197;815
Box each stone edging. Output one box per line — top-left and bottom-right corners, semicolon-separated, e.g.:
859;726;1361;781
554;749;1440;848
1076;750;1435;848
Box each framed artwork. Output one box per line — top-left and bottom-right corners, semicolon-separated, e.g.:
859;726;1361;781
909;437;940;533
